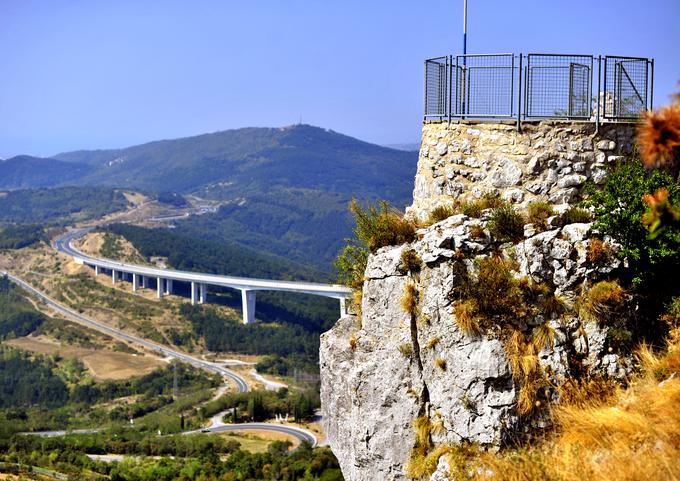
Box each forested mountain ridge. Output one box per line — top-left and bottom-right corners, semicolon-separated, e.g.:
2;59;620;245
0;155;92;189
53;124;418;202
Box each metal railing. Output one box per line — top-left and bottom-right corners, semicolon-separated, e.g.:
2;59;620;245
424;53;654;128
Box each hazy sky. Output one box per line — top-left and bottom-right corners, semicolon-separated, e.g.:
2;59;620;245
1;0;678;158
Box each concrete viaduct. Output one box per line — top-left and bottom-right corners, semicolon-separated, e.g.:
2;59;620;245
54;229;352;324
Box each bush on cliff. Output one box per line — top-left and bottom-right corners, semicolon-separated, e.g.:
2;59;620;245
336;200;417;313
585;156;680;288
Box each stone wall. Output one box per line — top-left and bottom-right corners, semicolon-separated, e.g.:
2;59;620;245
409;121;637;221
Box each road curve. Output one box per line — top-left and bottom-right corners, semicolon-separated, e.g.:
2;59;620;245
0;270;249;393
199;423;317;447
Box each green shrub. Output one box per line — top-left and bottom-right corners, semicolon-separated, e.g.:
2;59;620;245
489;204;525;242
526;201;554;230
584;156;680;288
606;327;633;351
348;199;416;253
336;199;416;292
561;207;593;224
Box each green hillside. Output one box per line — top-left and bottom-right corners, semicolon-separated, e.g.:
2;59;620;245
53;125;417;204
0;155;92;189
0;187;128;226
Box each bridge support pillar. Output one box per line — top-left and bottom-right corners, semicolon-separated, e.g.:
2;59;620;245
165;279;173;295
94;265;100;276
191;282;199;305
199;283;207;304
241;290;256;324
111;270;117;285
340;297;347;317
157;278;164;299
142;276;149;288
132;273;140;292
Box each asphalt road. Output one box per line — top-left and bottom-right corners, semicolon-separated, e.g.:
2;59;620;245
200;423;317;446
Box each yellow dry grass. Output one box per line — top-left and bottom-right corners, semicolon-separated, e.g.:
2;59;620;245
401;281;419;316
414;330;680;481
453;300;482;337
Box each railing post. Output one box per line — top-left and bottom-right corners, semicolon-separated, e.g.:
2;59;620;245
448;55;453;123
423;60;427;122
596;55;601;133
517;54;522;132
649;58;654;111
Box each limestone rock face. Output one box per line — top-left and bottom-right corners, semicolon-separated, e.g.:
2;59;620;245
320;215;626;481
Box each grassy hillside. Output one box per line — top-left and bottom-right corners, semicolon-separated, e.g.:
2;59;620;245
0;155;92;189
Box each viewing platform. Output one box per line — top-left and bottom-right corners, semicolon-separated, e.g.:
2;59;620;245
424;53;654;129
409;52;654;220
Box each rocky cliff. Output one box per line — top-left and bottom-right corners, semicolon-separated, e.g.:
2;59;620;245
321;120;634;481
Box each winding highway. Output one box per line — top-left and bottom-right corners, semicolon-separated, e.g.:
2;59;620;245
1;270;318;447
0;270;248;392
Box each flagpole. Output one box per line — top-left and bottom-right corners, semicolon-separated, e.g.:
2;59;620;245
462;0;468;116
463;0;468;59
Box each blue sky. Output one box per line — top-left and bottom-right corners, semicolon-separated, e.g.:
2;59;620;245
1;0;678;158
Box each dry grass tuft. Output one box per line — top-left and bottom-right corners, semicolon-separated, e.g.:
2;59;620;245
526;201;554;231
461;192;505;218
488;205;525;242
398;343;414;357
532;321;555;351
561;207;593;224
348;333;357;351
453;300;482;337
587;238;616;264
413;415;433;449
351;289;363;319
349;199;416;253
401;281;419;316
469;224;486;240
428;204;458;225
426;336;440;349
434;358;447;371
400;249;423;275
580;280;626;323
558;377;619;409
